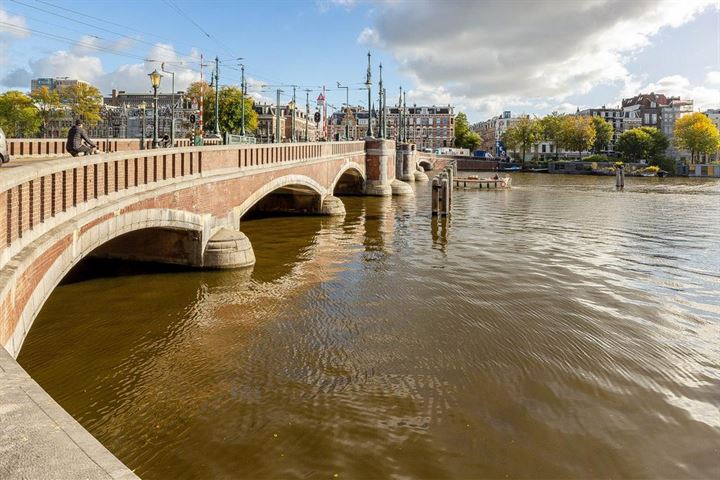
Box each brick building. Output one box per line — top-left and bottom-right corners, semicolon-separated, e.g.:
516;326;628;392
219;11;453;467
621;92;676;128
254;103;317;143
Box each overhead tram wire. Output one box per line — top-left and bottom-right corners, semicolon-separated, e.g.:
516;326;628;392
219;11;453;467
162;0;240;60
9;0;201;62
32;0;203;55
0;22;152;62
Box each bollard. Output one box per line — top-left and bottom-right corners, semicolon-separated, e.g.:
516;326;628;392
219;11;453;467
441;177;450;216
432;177;440;216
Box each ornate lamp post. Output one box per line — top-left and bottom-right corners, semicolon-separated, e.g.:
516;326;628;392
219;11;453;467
336;82;349;141
139;101;147;150
148;69;163;148
161;63;175;147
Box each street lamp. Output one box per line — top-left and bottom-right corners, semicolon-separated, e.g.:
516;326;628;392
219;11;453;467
161;63;175;147
139;101;147;149
336;81;349;141
148;69;163;148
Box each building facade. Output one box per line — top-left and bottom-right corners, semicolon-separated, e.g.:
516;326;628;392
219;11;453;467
385;105;455;150
31;77;89;93
254;103;317;143
578;106;623;152
621;92;676;128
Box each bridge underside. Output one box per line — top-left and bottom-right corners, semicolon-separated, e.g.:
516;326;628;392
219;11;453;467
243;185;323;218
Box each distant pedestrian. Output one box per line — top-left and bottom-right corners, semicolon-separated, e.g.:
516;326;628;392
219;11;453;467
66;120;97;156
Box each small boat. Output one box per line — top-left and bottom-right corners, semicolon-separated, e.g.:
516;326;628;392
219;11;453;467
500;165;522;172
657;170;669;178
454;176;512;188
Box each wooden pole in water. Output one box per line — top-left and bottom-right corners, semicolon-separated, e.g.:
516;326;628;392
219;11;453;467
441;176;450;216
616;165;625;189
432;177;440;216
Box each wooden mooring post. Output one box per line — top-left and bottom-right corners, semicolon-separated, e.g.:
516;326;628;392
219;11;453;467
432;169;453;217
616;164;625;189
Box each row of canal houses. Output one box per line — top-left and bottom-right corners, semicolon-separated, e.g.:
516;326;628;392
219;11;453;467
474;93;720;177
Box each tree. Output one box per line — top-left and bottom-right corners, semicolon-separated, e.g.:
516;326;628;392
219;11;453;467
615;128;651;161
639;127;669;165
559;115;595;156
501;116;541;162
217;86;258;135
591;116;614;153
674;112;720;162
538;112;564;159
60;83;103;127
0;90;41;137
187;81;215;132
30;86;62;138
453;112;481;151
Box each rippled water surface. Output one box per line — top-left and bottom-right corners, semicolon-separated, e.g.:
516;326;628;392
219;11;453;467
18;173;720;479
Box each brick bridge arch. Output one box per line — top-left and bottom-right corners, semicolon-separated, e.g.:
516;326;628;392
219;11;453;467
0;140;405;357
0;138;424;477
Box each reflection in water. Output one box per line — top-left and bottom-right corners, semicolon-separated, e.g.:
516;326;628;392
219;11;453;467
18;174;720;479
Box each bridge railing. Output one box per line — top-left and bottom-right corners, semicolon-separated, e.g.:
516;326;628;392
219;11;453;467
6;138;194;157
0;141;366;267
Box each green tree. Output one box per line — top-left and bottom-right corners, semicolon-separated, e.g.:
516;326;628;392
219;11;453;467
501;116;541;162
639;127;669;165
454;112;481;151
60;83;103;126
615;128;651;161
674;112;720;162
30;86;62;138
216;86;258;135
187;80;215;132
0;90;41;137
591;116;614;153
538;112;564;159
559;115;595;156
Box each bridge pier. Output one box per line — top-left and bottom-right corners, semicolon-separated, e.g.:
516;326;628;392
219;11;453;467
321;195;346;216
414;165;430;182
397;143;417;183
364;138;394;196
202;228;255;269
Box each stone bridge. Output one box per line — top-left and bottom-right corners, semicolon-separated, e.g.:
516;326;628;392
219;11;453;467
0;139;410;358
0;138;430;478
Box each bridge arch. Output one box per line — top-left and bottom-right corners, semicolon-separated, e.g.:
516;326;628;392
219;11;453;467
330;161;366;195
4;209;205;356
418;159;433;171
236;174;328;219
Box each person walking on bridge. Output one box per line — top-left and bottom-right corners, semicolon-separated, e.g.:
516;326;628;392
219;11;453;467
66;119;97;156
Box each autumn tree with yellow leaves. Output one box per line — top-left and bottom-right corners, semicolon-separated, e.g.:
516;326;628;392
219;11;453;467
674;112;720;162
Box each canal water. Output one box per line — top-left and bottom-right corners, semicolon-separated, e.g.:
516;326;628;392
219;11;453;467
18;173;720;479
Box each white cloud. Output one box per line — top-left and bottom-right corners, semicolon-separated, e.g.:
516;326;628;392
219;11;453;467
638;74;720;111
0;9;29;38
357;27;381;46
706;71;720;86
72;35;137;56
365;0;715;119
1;43;203;95
317;0;358;12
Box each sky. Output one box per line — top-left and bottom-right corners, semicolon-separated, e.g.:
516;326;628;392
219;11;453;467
0;0;719;123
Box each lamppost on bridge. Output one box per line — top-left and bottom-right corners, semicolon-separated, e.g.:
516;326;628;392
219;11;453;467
365;51;372;138
148;69;163;148
336;82;349;141
139;101;147;149
240;63;246;137
161;63;175;147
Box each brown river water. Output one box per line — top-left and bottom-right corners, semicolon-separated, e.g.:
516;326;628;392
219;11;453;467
17;173;720;479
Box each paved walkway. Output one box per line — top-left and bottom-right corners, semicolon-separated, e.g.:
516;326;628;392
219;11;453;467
0;348;138;479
